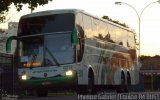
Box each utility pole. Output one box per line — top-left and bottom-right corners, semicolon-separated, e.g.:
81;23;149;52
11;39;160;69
30;1;33;13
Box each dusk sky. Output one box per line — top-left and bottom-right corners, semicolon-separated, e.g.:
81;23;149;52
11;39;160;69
1;0;160;56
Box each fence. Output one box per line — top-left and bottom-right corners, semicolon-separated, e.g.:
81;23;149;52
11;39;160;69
0;53;23;97
0;53;14;95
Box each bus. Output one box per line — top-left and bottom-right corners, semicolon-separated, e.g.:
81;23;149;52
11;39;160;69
6;9;140;96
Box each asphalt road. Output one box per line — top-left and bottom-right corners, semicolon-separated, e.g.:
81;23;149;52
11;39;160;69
13;91;117;100
17;92;78;100
18;95;78;100
4;92;160;100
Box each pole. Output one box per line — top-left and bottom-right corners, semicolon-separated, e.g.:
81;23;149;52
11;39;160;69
30;1;33;13
151;66;153;91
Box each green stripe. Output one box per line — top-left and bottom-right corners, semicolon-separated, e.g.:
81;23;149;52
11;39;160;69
20;75;78;88
6;36;17;53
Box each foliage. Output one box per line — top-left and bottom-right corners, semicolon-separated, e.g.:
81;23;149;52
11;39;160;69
140;55;160;70
140;55;160;61
140;55;151;61
0;0;52;23
102;16;129;28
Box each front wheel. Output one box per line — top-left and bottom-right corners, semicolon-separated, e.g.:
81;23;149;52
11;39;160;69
87;72;97;94
76;71;97;94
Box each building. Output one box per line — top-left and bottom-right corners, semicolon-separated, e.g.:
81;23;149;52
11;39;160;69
0;22;18;53
0;29;7;52
140;56;160;91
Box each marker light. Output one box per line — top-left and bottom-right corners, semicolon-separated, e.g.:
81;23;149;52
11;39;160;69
65;70;73;76
21;74;27;80
23;62;41;67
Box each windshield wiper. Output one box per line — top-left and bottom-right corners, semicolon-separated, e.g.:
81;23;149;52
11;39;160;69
45;47;60;66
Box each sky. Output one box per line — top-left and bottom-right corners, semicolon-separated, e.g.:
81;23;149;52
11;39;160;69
1;0;160;56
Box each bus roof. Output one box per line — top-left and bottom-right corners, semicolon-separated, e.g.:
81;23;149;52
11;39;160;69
21;9;82;19
21;9;135;33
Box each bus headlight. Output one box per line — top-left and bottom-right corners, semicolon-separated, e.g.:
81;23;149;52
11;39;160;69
65;70;73;76
21;74;28;80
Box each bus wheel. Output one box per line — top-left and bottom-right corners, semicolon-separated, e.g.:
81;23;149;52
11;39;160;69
36;89;48;97
127;73;131;86
116;72;128;93
121;72;125;85
87;70;96;94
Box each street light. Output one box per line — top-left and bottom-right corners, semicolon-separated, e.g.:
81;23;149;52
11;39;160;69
115;0;160;59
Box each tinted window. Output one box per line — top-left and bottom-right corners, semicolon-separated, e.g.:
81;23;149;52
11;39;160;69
109;25;116;43
92;18;99;38
76;13;85;38
128;32;135;48
18;33;75;67
122;30;128;47
76;13;83;29
45;34;75;65
116;28;122;45
83;14;92;38
94;19;108;41
76;13;85;62
99;21;108;39
18;36;44;67
19;13;74;36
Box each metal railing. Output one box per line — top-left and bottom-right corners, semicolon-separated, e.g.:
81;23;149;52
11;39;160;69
0;53;23;98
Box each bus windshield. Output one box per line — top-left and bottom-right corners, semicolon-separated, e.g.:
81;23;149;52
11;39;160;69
18;33;75;68
17;13;75;67
18;13;74;36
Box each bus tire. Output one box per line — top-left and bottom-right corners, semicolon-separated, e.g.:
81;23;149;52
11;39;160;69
127;72;131;92
127;72;131;86
116;72;128;93
87;69;96;94
121;71;125;85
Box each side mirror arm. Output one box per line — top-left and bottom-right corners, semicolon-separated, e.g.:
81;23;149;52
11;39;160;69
6;36;17;53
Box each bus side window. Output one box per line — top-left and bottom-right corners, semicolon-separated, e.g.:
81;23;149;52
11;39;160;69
122;30;128;47
77;25;84;62
109;25;116;43
128;32;135;48
76;13;84;62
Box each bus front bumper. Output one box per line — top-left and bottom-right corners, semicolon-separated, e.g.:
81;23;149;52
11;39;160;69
19;74;78;89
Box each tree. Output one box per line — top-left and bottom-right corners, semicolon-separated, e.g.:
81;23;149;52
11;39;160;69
140;55;151;61
0;0;52;23
102;15;129;28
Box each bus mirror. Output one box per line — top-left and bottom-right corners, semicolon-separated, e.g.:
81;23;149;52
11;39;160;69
71;27;79;45
6;36;17;53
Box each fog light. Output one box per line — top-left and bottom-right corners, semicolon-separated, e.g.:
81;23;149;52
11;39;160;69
65;70;73;76
21;74;27;80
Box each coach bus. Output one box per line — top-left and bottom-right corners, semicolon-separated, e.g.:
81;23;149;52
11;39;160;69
6;9;140;96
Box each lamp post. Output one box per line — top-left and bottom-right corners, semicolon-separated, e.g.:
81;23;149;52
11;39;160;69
30;1;33;13
115;0;160;59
